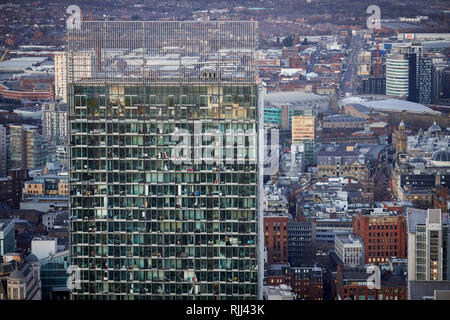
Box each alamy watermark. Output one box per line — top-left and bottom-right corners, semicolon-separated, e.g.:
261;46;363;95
67;265;81;290
366;5;381;30
366;265;381;290
170;122;279;176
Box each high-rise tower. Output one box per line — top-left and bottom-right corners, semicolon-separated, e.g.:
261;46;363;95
386;54;409;97
408;209;449;281
67;21;261;300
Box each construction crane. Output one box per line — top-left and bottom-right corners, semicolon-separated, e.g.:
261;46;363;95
0;49;8;63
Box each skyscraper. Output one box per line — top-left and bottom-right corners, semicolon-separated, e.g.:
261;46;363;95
386;54;409;97
67;21;261;300
291;107;315;166
407;209;449;281
417;56;432;104
42;102;68;145
432;65;450;104
55;51;96;103
9;125;47;171
0;124;7;176
408;53;432;104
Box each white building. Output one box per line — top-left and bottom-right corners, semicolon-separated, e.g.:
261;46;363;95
41;102;67;144
386;54;409;97
335;233;364;268
31;236;57;260
41;211;57;230
54;51;96;103
263;284;296;300
407;209;449;281
357;50;371;78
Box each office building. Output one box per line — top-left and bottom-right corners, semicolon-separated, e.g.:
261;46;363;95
386;54;409;97
353;208;407;264
264;92;330;131
23;174;68;197
0;219;15;256
9;125;26;170
42;102;68;145
417;56;432;104
357;50;371;78
362;77;386;95
267;265;323;300
0;125;6;176
68;21;261;300
316;144;371;181
0;177;22;208
264;214;289;264
407;209;449;281
8;125;47;171
31;237;58;260
314;218;353;245
431;64;450;104
334;234;364;268
263;106;292;129
40;250;70;300
54;51;96;103
291;107;315;166
287;220;315;267
408;54;432;104
333;265;407;300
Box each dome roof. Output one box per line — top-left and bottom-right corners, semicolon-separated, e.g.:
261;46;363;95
428;121;441;132
8;270;25;281
25;253;38;263
431;150;450;162
410;157;427;164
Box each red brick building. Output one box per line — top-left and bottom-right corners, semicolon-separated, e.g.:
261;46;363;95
333;265;407;300
264;215;289;263
267;266;324;300
382;202;406;214
353;209;407;264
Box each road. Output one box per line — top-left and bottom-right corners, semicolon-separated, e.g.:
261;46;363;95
340;36;364;97
373;161;393;202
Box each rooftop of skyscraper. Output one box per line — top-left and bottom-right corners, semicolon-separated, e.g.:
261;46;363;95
66;21;258;84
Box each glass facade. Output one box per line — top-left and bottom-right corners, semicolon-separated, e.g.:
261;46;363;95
291;108;315;165
415;224;449;281
386;54;409;97
67;21;261;300
415;225;426;280
40;251;70;300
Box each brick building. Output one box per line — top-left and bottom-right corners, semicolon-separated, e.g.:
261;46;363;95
353;208;407;264
333;265;407;300
264;214;289;264
267;265;324;300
